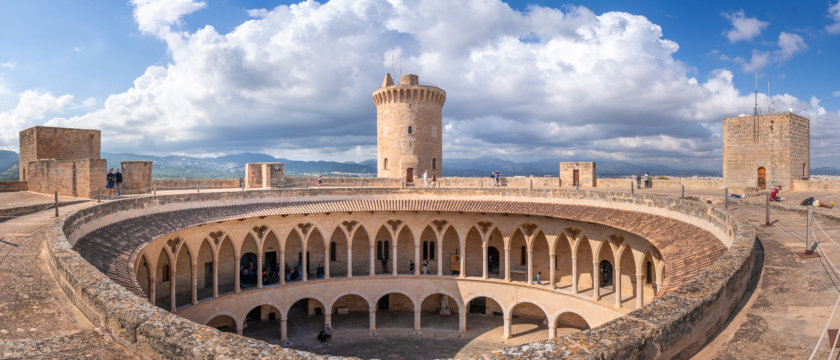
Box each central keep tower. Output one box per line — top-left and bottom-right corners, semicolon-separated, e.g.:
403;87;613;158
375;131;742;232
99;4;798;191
373;74;445;181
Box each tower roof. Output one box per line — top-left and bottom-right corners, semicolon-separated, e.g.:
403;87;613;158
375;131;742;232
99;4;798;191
381;73;394;88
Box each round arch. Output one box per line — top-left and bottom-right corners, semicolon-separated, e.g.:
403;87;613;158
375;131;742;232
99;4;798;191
242;304;282;339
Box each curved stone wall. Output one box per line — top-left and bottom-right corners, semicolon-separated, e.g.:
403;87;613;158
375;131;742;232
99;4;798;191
48;188;755;359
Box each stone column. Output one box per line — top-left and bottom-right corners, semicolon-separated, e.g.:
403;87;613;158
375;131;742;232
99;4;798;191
369;244;376;277
391;242;398;276
482;244;488;279
414;309;421;330
571;257;578;295
149;273;156;303
504;247;511;282
280;313;288;341
592;261;600;300
527;249;533;285
257;252;263;289
459;241;466;278
279;249;285;285
347;243;353;277
169;266;176;312
190;260;198;305
324;245;331;280
325;313;332;329
302;244;308;281
502;315;512;339
212;256;218;297
234;255;241;293
414;245;421;276
614;266;622;308
549;254;556;289
369;309;377;331
636;274;644;308
437;237;444;276
236;322;243;335
459;310;467;333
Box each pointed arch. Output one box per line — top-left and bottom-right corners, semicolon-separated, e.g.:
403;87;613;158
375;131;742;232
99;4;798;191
196;238;214;300
396;225;415;274
351;226;371;276
217;236;236;295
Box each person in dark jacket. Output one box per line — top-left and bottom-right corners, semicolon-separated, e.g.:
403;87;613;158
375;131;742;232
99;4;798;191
115;169;123;198
106;169;116;199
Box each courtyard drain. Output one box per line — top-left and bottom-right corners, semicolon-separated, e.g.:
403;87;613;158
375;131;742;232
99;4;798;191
414;331;421;336
283;341;293;347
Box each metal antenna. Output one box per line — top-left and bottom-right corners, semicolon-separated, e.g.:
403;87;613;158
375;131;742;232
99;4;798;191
391;55;395;81
768;80;774;114
753;72;758;141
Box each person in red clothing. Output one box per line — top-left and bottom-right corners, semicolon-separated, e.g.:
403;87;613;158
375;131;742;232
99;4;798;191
770;186;785;201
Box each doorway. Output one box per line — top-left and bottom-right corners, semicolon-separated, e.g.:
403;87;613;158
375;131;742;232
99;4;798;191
487;246;500;275
377;295;390;310
468;297;486;314
599;260;613;287
757;167;766;190
573;170;580;187
204;262;213;288
406;168;414;183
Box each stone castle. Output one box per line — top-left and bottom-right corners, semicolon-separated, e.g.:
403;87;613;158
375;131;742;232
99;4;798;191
373;73;445;181
722;112;810;190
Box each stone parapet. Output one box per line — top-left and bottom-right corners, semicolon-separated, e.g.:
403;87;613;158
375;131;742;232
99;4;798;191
793;179;840;191
0;181;27;192
152;179;240;190
51;187;756;359
598;178;724;189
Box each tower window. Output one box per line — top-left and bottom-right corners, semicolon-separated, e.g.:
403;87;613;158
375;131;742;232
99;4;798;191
408;126;412;134
330;241;337;261
432;126;437;138
384;158;389;170
432;158;436;170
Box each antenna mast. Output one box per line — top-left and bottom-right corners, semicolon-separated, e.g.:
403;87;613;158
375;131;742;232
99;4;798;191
753;72;758;141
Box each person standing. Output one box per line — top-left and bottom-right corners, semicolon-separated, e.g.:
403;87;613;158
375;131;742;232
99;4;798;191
490;171;496;187
105;168;116;199
317;172;322;188
422;170;429;188
644;172;650;188
495;169;501;187
635;172;641;189
115;169;123;198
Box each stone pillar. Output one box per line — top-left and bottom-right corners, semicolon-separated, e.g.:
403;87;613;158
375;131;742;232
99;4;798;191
549;254;556;289
236;322;243;335
347;243;353;277
324;246;331;280
169;266;176;312
414;245;421;276
190;260;198;305
325;313;332;329
614;266;622;308
502;315;512;339
437;238;444;276
592;261;600;300
459;310;466;333
280;314;288;341
149;273;156;303
571;257;578;295
636;274;644;308
548;323;556;339
414;309;421;330
302;244;308;281
482;244;488;279
527;249;533;285
257;252;263;289
459;241;466;278
279;249;285;285
391;243;398;276
369;309;377;331
504;247;511;282
369;244;376;277
234;256;241;293
212;257;218;297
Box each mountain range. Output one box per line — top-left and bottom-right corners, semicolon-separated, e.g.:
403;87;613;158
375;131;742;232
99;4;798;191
1;149;838;181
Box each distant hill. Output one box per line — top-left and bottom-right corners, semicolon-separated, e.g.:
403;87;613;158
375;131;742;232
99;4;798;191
0;150;19;181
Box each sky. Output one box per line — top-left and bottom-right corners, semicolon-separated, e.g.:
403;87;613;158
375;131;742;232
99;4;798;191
1;0;839;171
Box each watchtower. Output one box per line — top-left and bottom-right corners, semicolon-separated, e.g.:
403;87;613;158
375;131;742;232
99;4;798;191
722;111;809;190
372;74;446;181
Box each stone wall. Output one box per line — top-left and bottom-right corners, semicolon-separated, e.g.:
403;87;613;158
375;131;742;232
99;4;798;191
26;158;106;197
0;181;27;192
120;162;153;194
374;74;445;180
51;188;756;359
598;178;724;189
792;179;840;192
723;112;809;190
18;126;100;181
244;163;285;189
559;162;596;187
152;179;240;190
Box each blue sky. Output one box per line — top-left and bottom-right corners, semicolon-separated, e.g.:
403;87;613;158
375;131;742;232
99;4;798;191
1;0;839;170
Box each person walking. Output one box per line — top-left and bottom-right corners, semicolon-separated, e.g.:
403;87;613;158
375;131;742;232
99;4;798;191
105;168;116;199
635;172;641;189
422;170;429;188
317;172;322;189
115;169;123;198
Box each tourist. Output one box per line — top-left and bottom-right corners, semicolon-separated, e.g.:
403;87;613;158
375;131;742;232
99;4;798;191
317;172;322;188
409;259;415;273
115;169;123;198
285;264;291;282
770;186;785;201
317;263;325;278
242;266;249;286
490;171;495;187
325;324;333;344
106;168;116;199
635;172;641;189
728;193;746;199
535;272;542;285
495;169;501;186
379;256;388;273
432;174;436;187
420;261;428;275
423;170;429;188
644;172;650;188
815;199;836;209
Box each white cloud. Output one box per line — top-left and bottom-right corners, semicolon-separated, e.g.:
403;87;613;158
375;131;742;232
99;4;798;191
828;1;840;34
777;32;807;60
0;90;74;150
832;90;840;97
725;32;807;72
2;0;838;168
722;10;768;43
0;62;15;69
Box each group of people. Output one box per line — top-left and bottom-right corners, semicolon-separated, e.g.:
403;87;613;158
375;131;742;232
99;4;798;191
635;171;651;189
490;169;501;187
728;185;835;208
105;168;123;199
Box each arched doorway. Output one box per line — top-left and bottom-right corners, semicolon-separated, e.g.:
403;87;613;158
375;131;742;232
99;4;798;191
487;228;504;277
287;298;325;340
239;252;257;288
599;260;613;287
243;305;280;340
331;294;369;330
375;293;414;329
757;167;766;190
420;294;459;330
174;246;192;307
555;312;589;337
196;239;214;299
217;236;235;295
351;226;371;276
488;246;500;275
465;296;504;334
207;315;236;333
509;302;548;339
262;232;280;285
